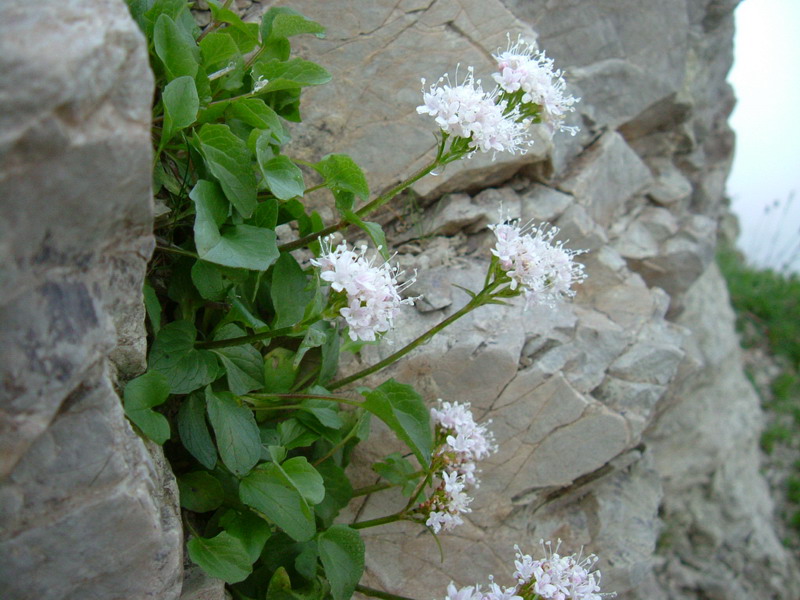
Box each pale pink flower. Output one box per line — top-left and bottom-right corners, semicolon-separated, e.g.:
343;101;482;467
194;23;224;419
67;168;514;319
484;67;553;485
489;220;586;308
417;67;533;158
493;35;580;136
311;238;416;342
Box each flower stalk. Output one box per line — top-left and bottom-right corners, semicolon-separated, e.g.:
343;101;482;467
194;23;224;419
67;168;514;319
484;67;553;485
327;280;501;390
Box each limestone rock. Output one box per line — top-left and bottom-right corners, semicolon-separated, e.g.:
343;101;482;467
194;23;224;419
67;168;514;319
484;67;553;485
180;565;227;600
627;214;717;300
267;0;551;199
0;368;183;600
520;184;573;223
0;1;182;598
647;264;800;599
283;0;799;596
503;0;690;131
557;131;653;229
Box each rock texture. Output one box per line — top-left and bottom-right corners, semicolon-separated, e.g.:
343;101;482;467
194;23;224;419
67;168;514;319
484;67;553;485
2;0;796;598
255;0;800;598
0;1;182;599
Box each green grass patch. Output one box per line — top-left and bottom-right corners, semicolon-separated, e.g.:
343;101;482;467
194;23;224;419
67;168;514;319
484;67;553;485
717;244;800;540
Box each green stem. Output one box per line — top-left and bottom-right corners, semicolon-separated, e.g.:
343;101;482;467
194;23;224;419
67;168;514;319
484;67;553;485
350;512;406;530
327;284;497;390
207;90;255;108
194;325;299;349
312;425;359;467
403;470;433;512
355;585;420;600
352;467;426;497
155;244;199;259
290;365;321;393
246;392;364;409
244;45;266;70
196;0;234;42
246;404;303;411
277;157;442;253
351;481;396;497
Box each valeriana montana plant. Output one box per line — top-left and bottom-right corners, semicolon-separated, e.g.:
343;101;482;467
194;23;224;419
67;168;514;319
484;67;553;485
120;1;602;599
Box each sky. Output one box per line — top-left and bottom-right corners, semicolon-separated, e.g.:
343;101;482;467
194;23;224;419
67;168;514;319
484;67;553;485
727;0;800;273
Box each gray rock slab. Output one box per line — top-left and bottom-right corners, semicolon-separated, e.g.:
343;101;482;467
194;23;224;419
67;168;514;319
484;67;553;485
0;367;183;600
647;264;800;599
557;131;653;229
503;0;690;131
0;1;182;598
265;0;550;200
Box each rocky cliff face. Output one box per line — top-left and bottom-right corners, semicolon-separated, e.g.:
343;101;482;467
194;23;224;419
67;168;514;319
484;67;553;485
0;1;182;599
0;0;797;599
262;0;800;598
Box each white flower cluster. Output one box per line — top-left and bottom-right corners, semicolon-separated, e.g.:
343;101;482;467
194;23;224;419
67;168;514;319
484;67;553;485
416;35;579;158
493;35;580;135
421;401;497;534
512;542;607;600
489;220;586;308
417;68;532;158
310;238;415;342
440;541;611;600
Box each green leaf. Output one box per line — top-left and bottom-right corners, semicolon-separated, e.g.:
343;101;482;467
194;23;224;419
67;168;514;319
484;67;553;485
226;23;261;54
277;418;318;450
207;0;259;51
187;531;252;584
160;75;199;147
268;11;325;39
299;399;343;430
239;463;316;541
154;14;199;80
314;154;369;200
219;509;272;563
123;371;171;444
262;155;305;200
293;322;327;369
270;88;302;122
229;99;289;145
197;100;231;125
205;387;262;476
195;124;258;218
265;567;295;600
280;457;325;505
263;347;297;393
199;31;241;71
191;260;243;301
260;7;324;62
142;0;198;40
294;542;319;581
354;221;388;260
177;471;224;512
314;462;353;528
373;452;421;496
211;324;265;395
317;525;365;600
339;207;389;260
149;321;220;394
143;281;162;334
360;380;432;467
249;198;279;230
223;293;269;331
178;393;218;470
271;253;313;328
318;324;340;386
190;180;279;271
250;58;332;94
268;445;288;464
